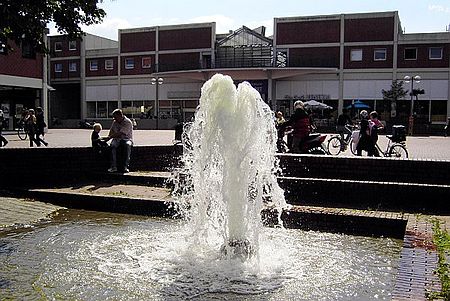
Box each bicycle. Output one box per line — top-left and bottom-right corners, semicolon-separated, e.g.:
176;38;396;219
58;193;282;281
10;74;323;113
373;135;408;158
327;124;357;156
17;119;28;140
352;124;408;158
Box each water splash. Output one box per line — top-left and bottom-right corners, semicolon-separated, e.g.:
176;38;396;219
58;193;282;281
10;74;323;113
172;74;287;259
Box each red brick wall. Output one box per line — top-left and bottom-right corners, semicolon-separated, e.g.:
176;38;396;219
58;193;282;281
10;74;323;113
276;20;341;44
158;52;200;71
120;55;155;75
0;40;43;79
86;57;118;76
344;45;393;69
344;17;394;42
120;31;156;53
49;36;81;57
397;44;449;68
289;47;340;68
50;60;81;79
159;27;212;50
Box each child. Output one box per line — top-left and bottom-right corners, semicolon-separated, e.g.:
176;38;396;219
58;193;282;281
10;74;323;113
91;123;109;155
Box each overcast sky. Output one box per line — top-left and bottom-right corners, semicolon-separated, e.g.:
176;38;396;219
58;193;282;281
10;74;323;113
50;0;450;40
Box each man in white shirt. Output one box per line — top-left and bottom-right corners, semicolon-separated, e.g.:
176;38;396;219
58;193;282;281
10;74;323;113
106;109;133;173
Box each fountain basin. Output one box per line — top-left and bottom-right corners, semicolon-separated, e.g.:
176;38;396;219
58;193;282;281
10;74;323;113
0;209;402;300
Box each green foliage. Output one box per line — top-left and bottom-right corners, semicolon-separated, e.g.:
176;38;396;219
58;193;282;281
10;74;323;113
0;0;106;53
382;80;408;102
428;219;450;300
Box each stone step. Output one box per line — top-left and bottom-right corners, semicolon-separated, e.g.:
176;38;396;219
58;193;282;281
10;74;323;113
86;172;450;214
93;171;172;187
9;186;407;238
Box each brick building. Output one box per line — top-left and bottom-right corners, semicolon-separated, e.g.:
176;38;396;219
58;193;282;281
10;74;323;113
0;37;49;129
2;11;450;133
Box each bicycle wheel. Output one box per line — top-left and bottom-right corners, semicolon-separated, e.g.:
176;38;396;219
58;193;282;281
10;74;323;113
388;144;408;159
349;138;357;155
327;136;343;156
17;127;27;140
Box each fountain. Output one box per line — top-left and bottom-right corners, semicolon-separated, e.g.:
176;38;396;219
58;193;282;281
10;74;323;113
172;73;286;260
0;74;402;300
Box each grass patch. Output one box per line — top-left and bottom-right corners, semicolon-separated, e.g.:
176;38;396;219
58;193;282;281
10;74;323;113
428;219;450;300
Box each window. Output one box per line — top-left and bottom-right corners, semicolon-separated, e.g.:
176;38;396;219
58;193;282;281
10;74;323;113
87;101;119;118
69;62;77;72
54;42;62;52
404;48;417;60
142;57;152;68
54;63;63;73
105;59;114;70
374;48;387;61
68;40;77;51
350;49;362;61
429;47;443;60
21;41;35;59
125;58;134;69
90;60;98;71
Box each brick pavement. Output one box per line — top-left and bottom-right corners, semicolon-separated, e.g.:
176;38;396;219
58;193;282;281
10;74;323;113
2;129;450;160
0;196;64;229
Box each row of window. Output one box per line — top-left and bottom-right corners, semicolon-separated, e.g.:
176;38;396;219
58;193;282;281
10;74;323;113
88;57;152;71
54;56;153;73
53;46;445;73
0;40;36;59
54;40;77;52
349;47;444;62
54;62;78;73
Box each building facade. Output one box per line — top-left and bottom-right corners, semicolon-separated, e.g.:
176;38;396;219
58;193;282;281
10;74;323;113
2;11;449;134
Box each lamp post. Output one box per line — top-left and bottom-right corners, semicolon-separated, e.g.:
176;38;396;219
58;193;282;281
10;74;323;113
404;75;421;135
151;77;163;129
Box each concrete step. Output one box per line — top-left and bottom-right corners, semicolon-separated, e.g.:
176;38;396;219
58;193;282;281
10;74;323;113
93;171;172;187
87;172;450;214
5;185;407;238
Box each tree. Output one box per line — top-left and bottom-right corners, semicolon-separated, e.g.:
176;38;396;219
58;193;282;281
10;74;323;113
0;0;106;53
382;80;408;118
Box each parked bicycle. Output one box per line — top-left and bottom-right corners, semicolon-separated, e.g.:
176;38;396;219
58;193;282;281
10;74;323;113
374;125;408;158
327;124;357;156
17;119;28;140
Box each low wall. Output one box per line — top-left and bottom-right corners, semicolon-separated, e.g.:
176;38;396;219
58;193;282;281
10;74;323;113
1;147;449;213
0;145;181;187
278;154;450;185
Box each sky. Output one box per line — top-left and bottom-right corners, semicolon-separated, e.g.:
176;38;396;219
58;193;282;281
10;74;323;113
51;0;450;40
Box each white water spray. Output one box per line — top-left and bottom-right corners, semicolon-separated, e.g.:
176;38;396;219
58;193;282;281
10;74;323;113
172;74;287;258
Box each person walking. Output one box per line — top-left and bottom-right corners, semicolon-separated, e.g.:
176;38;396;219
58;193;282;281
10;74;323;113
0;110;8;147
105;109;133;173
25;109;40;147
35;107;48;146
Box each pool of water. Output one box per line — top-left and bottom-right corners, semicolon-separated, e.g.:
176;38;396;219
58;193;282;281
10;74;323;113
0;209;402;300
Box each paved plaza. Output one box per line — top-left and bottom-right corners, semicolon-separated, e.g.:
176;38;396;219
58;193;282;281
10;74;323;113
2;129;450;160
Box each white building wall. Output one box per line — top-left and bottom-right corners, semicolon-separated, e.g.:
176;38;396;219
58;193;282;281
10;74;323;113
86;85;118;101
414;80;448;101
276;80;339;99
121;84;153;100
158;83;203;99
343;80;392;100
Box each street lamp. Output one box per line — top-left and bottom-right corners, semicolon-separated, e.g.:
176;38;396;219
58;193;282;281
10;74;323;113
404;75;421;135
151;77;163;129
